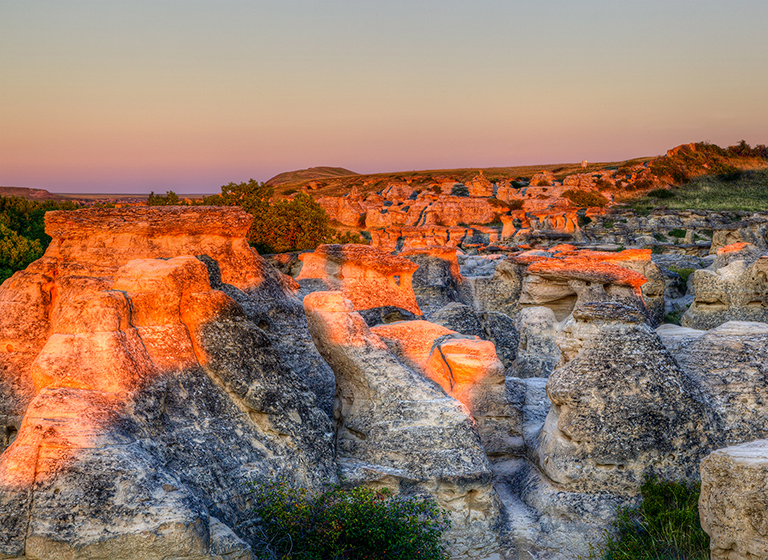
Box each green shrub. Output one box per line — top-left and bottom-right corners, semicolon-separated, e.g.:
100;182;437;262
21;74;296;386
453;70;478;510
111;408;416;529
249;478;450;560
648;189;675;199
583;477;709;560
536;179;551;187
603;219;615;229
653;232;667;242
668;229;687;239
669;267;695;284
563;190;609;208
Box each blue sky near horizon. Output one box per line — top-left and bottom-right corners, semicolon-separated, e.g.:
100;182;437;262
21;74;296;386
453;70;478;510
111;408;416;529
1;0;767;193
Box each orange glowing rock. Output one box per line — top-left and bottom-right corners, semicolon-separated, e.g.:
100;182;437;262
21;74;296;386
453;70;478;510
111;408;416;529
717;242;752;254
297;244;422;316
371;320;504;411
526;257;648;291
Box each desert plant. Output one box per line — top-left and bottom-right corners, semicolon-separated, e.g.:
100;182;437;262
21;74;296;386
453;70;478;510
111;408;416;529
249;478;451;560
582;477;709;560
668;267;695;284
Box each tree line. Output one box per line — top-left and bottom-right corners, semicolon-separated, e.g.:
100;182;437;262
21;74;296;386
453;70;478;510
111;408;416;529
0;197;80;283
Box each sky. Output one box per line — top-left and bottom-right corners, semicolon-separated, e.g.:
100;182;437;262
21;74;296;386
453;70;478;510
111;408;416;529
1;1;767;194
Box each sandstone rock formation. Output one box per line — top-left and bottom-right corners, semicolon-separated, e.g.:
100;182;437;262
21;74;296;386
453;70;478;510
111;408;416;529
401;246;467;316
0;207;337;559
371;319;524;457
700;439;768;560
536;315;717;494
660;321;768;446
681;243;768;329
510;307;560;378
296;244;422;324
302;292;503;556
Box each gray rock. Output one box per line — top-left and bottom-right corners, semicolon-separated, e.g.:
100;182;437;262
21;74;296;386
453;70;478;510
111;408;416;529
700;439;768;560
510;307;560;378
666;321;768;446
538;321;718;495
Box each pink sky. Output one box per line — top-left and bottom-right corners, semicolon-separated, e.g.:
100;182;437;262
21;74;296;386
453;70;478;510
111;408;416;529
1;1;767;193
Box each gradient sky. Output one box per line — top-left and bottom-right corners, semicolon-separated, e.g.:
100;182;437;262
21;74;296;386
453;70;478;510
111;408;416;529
1;0;767;193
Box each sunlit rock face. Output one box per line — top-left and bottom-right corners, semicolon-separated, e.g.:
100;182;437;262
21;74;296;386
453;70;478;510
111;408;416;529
296;243;422;323
517;252;649;322
681;243;768;329
303;292;504;557
0;207;336;560
699;439;768;560
371;320;524;457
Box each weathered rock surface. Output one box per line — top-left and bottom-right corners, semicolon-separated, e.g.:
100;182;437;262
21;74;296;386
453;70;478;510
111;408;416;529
296;244;422;322
401;247;468;317
700;439;768;560
662;321;768;446
0;207;337;560
302;292;504;557
537;320;717;494
681;243;768;329
371;320;523;457
510;307;560;379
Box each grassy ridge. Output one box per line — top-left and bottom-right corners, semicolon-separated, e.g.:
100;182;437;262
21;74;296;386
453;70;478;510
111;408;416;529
624;168;768;213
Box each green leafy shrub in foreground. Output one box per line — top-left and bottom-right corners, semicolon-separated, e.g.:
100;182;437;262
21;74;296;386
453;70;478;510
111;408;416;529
249;479;450;560
583;477;709;560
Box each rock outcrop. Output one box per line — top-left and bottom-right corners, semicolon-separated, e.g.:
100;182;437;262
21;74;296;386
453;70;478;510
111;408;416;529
0;207;337;559
660;321;768;446
536;314;717;494
296;244;422;324
681;243;768;329
700;440;768;560
302;292;503;556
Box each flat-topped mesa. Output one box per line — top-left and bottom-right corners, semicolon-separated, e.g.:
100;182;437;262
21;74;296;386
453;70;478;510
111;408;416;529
41;206;277;292
297;244;422;317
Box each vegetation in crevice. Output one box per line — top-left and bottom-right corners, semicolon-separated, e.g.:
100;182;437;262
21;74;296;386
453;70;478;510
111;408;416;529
249;478;451;560
582;477;709;560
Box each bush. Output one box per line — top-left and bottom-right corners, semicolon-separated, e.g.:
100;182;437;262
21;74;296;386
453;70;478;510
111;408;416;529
669;267;695;283
648;188;675;199
584;477;709;560
451;184;469;197
563;190;609;208
249;478;450;560
668;228;687;239
0;196;80;283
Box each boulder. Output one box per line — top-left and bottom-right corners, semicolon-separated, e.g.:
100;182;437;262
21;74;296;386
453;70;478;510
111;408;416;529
681;243;768;329
699;440;768;560
302;292;504;557
537;320;717;495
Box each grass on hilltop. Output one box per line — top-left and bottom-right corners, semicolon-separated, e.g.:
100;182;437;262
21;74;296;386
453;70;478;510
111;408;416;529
622;168;768;214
